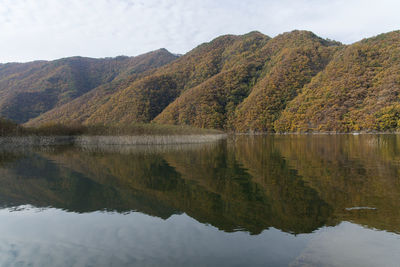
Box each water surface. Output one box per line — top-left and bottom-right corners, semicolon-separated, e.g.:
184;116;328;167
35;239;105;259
0;135;399;266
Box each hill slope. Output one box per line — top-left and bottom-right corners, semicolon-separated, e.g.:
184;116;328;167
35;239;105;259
1;49;177;123
155;31;340;130
30;32;271;126
5;30;400;132
275;31;400;132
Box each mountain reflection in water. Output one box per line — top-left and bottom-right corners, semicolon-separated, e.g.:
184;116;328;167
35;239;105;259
0;135;399;266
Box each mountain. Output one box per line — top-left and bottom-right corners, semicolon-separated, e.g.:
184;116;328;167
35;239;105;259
28;31;271;126
275;31;400;132
4;30;400;132
0;49;178;123
155;31;340;130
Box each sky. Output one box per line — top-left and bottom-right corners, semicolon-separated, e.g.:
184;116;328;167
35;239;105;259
0;0;399;63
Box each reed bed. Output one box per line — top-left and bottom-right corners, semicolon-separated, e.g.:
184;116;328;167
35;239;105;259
75;134;227;146
0;134;227;147
77;141;223;155
0;136;74;147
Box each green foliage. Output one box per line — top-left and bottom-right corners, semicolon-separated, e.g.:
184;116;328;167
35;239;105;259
375;104;400;131
0;117;25;136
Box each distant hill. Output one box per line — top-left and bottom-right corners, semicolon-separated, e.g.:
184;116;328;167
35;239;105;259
3;30;400;132
0;49;178;123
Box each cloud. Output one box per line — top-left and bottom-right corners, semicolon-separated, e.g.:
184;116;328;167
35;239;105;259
0;0;399;62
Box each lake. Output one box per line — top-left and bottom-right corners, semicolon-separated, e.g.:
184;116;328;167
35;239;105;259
0;135;399;266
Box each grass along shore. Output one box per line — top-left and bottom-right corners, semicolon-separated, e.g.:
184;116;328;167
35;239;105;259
1;118;222;136
0;119;226;146
0;134;227;147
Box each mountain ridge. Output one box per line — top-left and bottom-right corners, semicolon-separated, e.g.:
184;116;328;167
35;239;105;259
1;29;399;132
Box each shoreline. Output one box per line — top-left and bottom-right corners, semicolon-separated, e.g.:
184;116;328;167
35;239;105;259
0;134;228;147
232;131;400;135
0;131;398;147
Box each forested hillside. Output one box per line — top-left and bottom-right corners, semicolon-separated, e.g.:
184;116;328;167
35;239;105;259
155;31;340;130
275;31;400;132
3;30;400;132
29;31;271;126
0;49;178;123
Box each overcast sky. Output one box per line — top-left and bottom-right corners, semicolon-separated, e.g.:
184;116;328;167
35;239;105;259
0;0;399;63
